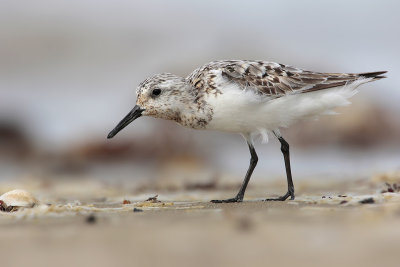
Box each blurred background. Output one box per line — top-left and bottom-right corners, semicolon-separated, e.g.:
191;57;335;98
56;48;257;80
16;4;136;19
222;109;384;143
1;0;399;187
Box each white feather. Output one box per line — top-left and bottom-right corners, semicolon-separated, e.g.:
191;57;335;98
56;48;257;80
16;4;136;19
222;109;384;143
205;77;372;143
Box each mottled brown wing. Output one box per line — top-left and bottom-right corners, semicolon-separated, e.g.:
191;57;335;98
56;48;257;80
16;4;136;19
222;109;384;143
218;61;385;97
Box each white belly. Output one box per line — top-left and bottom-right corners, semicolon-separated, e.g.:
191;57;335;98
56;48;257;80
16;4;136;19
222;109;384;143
205;81;361;136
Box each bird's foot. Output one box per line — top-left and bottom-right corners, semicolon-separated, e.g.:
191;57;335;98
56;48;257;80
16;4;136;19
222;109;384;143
211;196;243;203
265;191;295;201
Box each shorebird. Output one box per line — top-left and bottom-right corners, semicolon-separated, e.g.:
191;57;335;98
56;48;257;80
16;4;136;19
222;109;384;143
107;60;386;203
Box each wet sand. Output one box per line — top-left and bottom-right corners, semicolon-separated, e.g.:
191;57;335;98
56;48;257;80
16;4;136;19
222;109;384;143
1;174;400;267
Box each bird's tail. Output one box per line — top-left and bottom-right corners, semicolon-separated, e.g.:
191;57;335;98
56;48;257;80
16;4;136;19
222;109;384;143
358;71;387;81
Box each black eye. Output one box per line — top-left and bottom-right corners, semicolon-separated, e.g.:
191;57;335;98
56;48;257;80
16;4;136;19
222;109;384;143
152;88;161;96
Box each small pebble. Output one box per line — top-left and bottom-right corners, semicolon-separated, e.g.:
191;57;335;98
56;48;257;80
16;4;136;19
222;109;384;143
339;200;348;205
133;208;143;212
359;198;375;204
236;217;253;231
86;214;97;224
146;195;160;203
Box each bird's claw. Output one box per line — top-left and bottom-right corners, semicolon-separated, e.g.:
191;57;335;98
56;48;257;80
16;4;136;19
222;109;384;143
265;191;295;201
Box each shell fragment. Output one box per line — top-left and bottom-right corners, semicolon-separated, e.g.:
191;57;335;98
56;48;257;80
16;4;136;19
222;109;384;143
0;189;37;212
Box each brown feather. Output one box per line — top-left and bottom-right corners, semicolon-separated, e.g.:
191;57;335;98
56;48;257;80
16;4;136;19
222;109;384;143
187;60;387;98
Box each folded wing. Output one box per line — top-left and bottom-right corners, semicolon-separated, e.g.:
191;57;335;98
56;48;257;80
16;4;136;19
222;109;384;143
213;60;386;97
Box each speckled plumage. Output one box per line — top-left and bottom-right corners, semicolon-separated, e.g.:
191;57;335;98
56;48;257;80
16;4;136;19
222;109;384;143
187;60;384;97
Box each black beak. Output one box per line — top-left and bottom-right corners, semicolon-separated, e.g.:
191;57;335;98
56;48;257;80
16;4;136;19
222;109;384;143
107;105;144;139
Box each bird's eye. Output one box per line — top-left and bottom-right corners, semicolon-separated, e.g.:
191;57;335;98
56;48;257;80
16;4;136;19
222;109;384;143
152;88;161;96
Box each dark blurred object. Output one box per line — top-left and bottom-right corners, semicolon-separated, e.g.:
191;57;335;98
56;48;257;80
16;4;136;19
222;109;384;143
381;183;400;193
0;121;33;160
85;214;97;224
133;208;143;212
287;101;400;148
359;197;375;204
37;125;203;176
64;126;199;163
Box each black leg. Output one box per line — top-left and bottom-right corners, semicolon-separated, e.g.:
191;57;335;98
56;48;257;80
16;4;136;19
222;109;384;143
211;141;258;203
265;136;295;201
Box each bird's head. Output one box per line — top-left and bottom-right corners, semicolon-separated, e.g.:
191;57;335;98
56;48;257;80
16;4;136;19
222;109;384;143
107;73;193;139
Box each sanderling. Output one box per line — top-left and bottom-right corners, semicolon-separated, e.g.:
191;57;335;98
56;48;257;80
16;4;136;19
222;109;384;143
107;60;386;203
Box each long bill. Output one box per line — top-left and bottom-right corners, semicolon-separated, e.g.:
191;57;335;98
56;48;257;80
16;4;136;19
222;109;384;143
107;105;144;139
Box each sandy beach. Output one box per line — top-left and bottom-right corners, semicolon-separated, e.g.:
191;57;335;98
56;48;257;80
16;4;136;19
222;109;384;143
1;173;400;267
